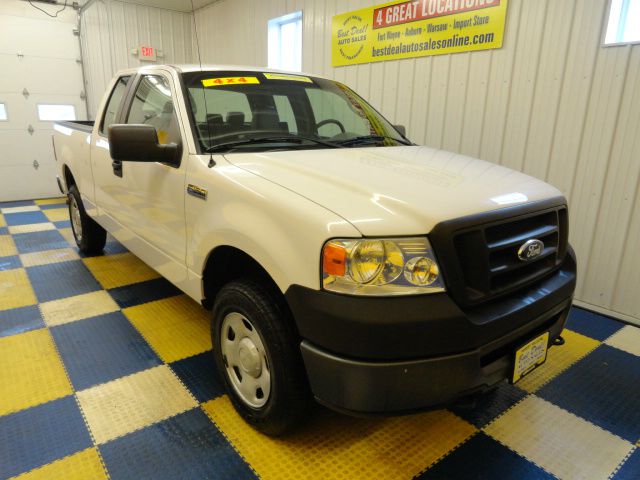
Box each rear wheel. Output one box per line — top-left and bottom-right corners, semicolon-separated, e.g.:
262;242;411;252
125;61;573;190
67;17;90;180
68;185;106;255
211;279;312;436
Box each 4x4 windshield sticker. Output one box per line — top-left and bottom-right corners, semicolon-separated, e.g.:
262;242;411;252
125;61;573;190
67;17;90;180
263;73;313;83
201;76;260;87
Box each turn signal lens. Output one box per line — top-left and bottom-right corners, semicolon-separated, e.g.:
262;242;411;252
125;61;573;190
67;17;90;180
322;242;347;276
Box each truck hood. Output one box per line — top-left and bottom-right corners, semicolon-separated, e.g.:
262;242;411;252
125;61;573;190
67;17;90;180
224;146;564;236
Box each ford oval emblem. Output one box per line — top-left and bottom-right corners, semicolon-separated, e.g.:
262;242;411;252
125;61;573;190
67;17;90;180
518;239;544;262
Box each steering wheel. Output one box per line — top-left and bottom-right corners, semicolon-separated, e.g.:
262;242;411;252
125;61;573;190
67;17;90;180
316;119;345;134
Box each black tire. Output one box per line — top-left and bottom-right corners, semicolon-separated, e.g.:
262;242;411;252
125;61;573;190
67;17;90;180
211;278;312;436
68;185;107;255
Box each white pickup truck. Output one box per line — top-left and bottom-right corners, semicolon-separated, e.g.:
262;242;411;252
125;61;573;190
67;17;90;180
53;65;576;435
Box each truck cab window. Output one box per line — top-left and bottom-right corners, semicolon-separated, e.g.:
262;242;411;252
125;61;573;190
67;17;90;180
306;89;371;138
127;75;180;145
100;75;130;136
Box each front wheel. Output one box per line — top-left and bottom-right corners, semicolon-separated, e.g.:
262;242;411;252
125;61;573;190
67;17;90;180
211;279;312;436
68;185;107;255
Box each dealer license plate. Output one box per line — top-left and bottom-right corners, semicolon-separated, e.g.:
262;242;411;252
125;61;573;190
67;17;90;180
512;332;549;383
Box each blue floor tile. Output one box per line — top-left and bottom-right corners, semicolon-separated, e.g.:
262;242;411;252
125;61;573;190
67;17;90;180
41;203;67;210
450;382;527;428
0;396;92;479
100;408;256;480
27;259;101;302
0;305;45;338
13;230;69;254
417;432;555;480
3;211;48;226
613;449;640;480
538;345;640;443
0;255;21;271
51;312;162;390
170;351;224;403
565;307;624;341
54;220;71;229
108;277;181;308
0;200;34;208
0;227;7;235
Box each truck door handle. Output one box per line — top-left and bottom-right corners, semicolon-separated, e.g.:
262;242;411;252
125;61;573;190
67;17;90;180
112;160;123;177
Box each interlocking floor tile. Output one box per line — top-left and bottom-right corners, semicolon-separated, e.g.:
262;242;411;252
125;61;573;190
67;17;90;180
20;247;79;268
83;252;159;289
537;345;640;443
43;207;69;223
12;447;108;480
0;200;34;208
0;226;7;235
417;431;555;479
8;222;56;235
40;203;67;210
0;305;44;338
484;396;634;480
449;382;527;428
0;268;37;311
27;260;101;302
204;396;476;480
40;290;119;327
34;198;65;206
566;307;625;341
1;205;40;214
3;211;48;226
516;329;600;392
124;295;211;363
0;255;21;271
0;213;5;227
58;227;76;246
52;311;162;390
605;325;640;356
77;365;198;444
169;351;225;403
100;408;255;480
0;234;17;257
0;329;73;415
14;229;69;254
108;277;181;308
53;220;71;229
0;396;92;479
613;448;640;480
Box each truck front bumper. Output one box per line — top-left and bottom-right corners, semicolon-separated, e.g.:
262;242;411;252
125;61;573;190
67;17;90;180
285;250;576;414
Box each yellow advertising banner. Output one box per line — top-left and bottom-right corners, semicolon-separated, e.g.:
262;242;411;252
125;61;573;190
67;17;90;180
332;0;508;66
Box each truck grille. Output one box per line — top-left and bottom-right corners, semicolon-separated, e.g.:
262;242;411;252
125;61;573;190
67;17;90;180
430;201;568;307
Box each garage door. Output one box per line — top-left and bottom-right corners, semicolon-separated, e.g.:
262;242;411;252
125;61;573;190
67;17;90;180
0;2;86;202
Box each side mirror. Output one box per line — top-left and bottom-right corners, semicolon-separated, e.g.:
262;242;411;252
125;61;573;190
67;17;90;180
108;124;180;165
394;124;407;137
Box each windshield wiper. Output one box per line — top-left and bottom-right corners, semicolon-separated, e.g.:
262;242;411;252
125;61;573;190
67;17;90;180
337;135;412;147
205;134;343;153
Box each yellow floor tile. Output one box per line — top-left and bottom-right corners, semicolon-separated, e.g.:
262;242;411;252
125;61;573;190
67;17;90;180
517;329;600;392
77;365;198;444
0;268;37;311
58;227;77;246
20;248;80;268
8;223;56;235
605;325;640;357
0;329;73;415
204;396;476;480
34;197;66;206
83;252;159;289
124;295;211;363
484;396;634;480
40;290;120;327
43;208;69;223
13;448;108;480
0;234;18;257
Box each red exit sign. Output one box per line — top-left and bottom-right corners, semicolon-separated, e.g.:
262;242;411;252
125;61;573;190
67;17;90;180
139;45;156;61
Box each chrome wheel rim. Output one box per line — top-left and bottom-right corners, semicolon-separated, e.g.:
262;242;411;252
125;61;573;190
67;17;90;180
69;196;83;242
221;312;271;408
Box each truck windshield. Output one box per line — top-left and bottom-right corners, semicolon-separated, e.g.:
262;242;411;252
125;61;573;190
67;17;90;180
182;71;410;153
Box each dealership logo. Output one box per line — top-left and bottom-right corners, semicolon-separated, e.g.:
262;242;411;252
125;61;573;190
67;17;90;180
517;239;544;262
337;15;369;60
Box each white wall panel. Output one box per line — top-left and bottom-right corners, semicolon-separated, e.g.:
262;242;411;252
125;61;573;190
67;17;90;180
80;0;196;118
191;0;640;322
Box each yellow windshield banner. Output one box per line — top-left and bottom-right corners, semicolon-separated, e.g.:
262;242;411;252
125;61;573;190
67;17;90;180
264;73;313;83
202;76;260;87
332;0;508;67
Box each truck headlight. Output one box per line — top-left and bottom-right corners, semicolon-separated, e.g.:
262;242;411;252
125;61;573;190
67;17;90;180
322;237;445;296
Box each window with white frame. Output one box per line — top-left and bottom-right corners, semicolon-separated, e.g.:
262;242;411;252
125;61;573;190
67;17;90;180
268;11;303;72
37;104;76;121
0;103;7;121
604;0;640;45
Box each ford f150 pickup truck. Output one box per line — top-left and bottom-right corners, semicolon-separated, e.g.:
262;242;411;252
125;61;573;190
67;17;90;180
53;65;576;435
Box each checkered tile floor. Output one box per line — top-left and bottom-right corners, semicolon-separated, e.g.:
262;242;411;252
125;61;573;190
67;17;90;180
1;198;639;480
